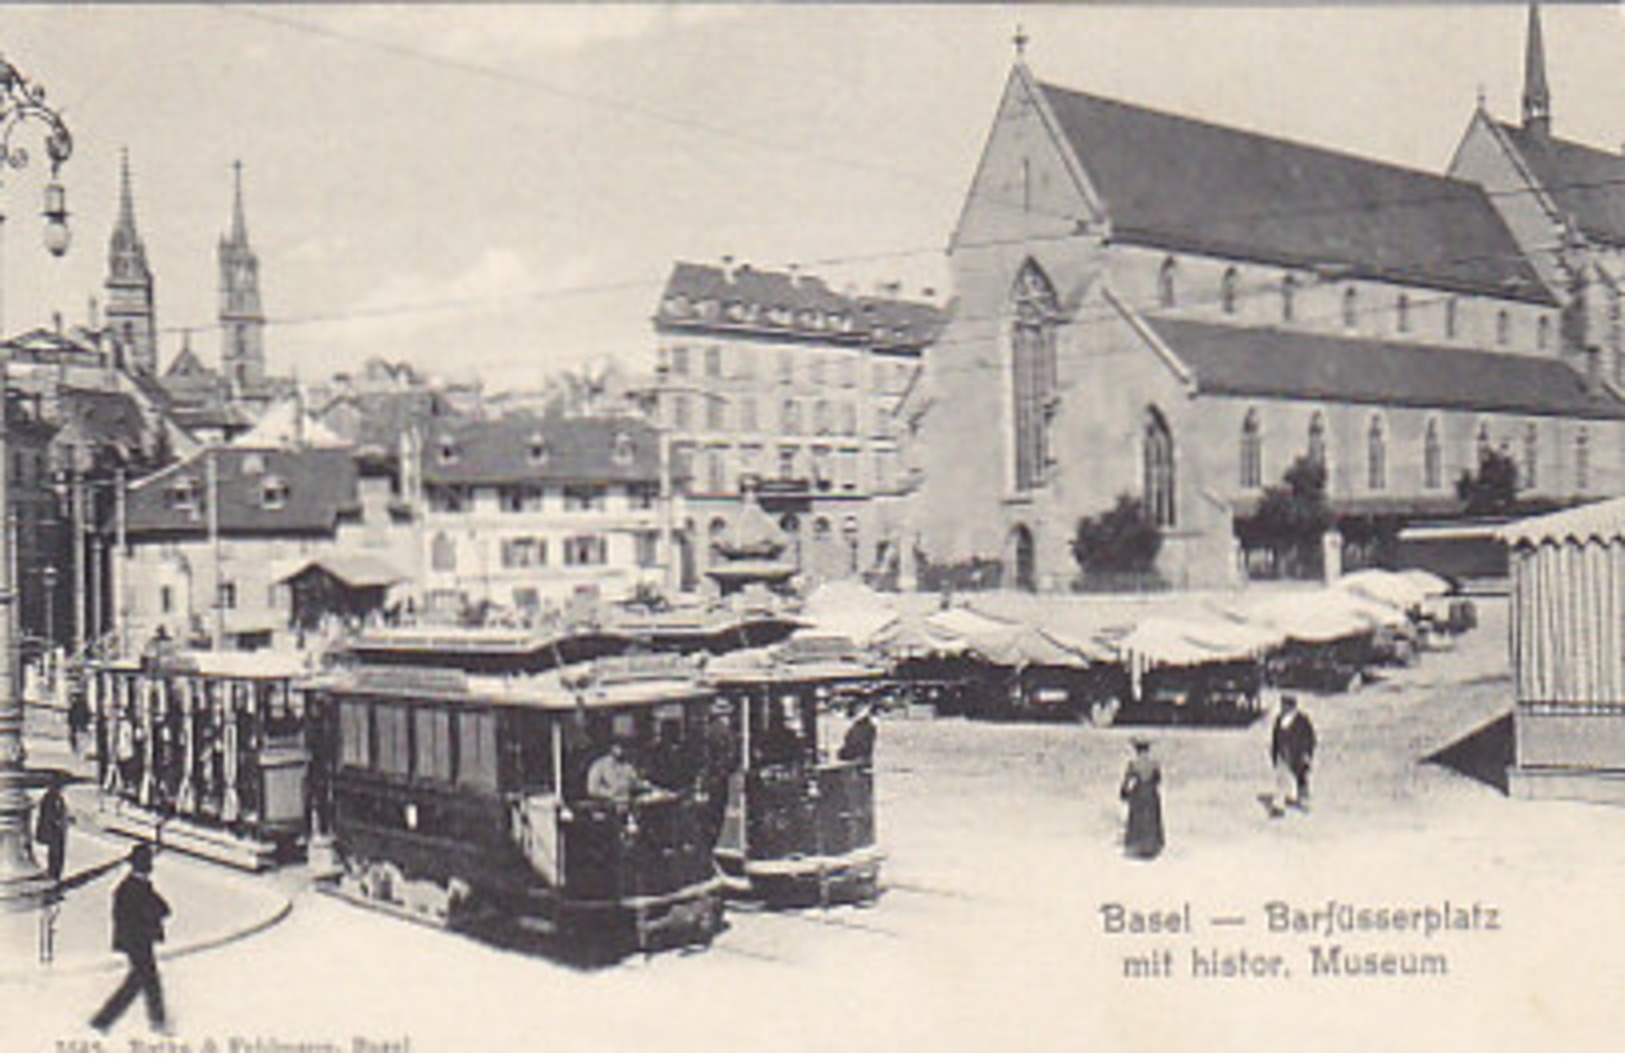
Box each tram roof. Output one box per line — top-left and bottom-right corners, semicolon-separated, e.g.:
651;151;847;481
98;648;313;679
704;644;888;685
318;656;712;711
345;623;633;657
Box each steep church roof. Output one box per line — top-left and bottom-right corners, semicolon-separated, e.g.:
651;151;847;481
1146;315;1625;420
1035;81;1553;305
1497;122;1625;250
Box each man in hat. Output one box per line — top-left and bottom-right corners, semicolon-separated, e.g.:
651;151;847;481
586;740;644;803
838;704;878;765
91;844;171;1034
1269;695;1317;817
34;774;69;883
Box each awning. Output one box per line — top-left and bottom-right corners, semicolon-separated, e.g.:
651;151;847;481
1116;615;1283;670
274;553;404;589
925;606;1101;669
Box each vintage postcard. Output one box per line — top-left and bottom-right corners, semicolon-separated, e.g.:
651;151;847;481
2;2;1624;1051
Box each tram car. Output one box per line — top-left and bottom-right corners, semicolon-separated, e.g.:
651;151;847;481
305;654;726;961
342;623;633;675
705;634;885;907
607;604;802;657
88;646;314;869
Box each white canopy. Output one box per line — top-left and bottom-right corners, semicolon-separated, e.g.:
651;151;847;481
1116;615;1284;670
1227;590;1381;644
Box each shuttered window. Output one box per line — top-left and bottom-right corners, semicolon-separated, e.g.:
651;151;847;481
414;708;453;783
458;711;499;792
375;705;411;777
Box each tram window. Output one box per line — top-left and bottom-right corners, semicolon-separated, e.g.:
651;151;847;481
414;708;454;783
339;702;370;768
374;705;412;777
457;711;499;792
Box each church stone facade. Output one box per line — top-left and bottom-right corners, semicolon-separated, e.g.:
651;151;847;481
914;29;1625;592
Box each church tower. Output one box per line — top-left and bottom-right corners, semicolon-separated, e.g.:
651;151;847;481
104;149;158;376
218;160;265;394
1522;1;1551;136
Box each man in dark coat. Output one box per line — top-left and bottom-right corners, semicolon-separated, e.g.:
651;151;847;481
91;844;171;1034
34;776;69;882
838;705;877;765
1269;695;1317;816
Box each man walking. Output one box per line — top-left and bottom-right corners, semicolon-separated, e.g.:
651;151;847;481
91;844;171;1035
1268;695;1317;817
34;775;69;883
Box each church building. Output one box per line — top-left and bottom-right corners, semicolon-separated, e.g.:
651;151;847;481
913;21;1625;592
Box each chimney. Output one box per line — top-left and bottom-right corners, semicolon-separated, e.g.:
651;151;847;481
787;263;800;288
721;254;737;281
52;312;62;335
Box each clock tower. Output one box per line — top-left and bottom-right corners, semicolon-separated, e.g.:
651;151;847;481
218;160;265;394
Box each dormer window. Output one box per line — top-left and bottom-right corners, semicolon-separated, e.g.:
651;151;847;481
527;433;549;465
166;478;198;511
261;476;289;511
613;432;635;465
437;435;458;464
663;294;690;317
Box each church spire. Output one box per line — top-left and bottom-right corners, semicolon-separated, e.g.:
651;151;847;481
219;160;266;394
1522;0;1551;135
108;148;148;278
228;159;248;247
104;148;158;376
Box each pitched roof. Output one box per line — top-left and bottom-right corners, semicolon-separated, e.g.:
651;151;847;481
422;414;661;486
126;445;360;537
59;388;145;449
656;261;945;351
164;346;211;379
1145;316;1625;420
1498;121;1625;249
1501;496;1625;546
1037;81;1553;304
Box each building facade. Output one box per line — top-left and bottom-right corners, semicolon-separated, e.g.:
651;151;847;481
913;47;1625;592
651;261;943;589
418;414;668;617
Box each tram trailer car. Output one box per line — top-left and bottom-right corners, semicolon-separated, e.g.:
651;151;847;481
307;657;725;962
707;641;885;908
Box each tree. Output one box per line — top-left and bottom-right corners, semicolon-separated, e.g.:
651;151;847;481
1072;494;1162;575
1456;447;1519;516
1237;456;1334;577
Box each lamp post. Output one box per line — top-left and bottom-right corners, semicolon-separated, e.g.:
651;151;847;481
0;53;72;914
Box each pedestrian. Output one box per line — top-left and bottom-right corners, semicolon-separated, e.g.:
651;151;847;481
90;844;171;1035
1268;694;1318;817
1119;737;1164;860
838;704;877;764
67;685;90;756
34;775;69;883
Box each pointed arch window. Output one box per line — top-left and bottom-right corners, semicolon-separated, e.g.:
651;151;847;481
1476;422;1492;459
1445;297;1459;340
1342;287;1359;329
1220;267;1240;315
1496;309;1511;346
1523;423;1539;490
1396;293;1411;334
1307;411;1327;468
1537;315;1551;351
1240;409;1263;488
1367;415;1386;491
1576;427;1591;493
1423;419;1442;490
1281;275;1298;323
1143;407;1176;528
1011;259;1060;491
1157;257;1178;308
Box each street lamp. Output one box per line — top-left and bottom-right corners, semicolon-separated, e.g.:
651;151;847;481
0;53;72;915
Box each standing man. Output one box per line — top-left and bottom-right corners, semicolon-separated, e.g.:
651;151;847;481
838;704;878;765
34;774;69;883
90;844;171;1035
1268;695;1317;817
586;740;643;803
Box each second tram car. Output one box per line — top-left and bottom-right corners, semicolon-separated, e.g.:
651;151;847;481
307;654;726;961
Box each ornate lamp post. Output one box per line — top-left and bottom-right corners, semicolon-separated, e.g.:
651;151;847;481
0;53;72;914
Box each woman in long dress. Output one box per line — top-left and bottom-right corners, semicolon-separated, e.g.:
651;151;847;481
1120;737;1164;859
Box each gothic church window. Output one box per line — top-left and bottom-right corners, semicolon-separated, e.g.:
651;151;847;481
1576;428;1590;493
1367;415;1386;491
1158;257;1178;308
1424;419;1442;490
1537;316;1550;351
1143;407;1176;528
1010;259;1060;492
1496;310;1511;346
1342;287;1358;329
1220;268;1239;315
1445;297;1459;339
1308;412;1327;468
1240;409;1262;488
1396;294;1411;334
1281;275;1297;323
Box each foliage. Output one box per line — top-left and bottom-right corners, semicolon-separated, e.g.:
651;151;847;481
914;547;1003;592
1236;456;1334;579
1456;446;1520;516
1071;494;1162;575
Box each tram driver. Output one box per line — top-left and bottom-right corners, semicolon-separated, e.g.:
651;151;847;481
586;740;645;803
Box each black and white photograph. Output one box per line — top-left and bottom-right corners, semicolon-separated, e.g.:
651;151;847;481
3;2;1625;1049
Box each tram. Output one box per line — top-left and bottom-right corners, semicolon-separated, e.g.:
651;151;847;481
88;645;314;869
705;633;885;907
343;623;633;675
305;654;726;961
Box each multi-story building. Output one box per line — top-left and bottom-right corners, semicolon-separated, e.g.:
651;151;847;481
418;414;668;617
651;261;943;588
913;35;1625;592
119;443;417;649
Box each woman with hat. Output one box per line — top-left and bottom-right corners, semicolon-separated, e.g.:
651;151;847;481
1119;737;1165;860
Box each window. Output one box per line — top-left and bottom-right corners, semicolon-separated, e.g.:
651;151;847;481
838;448;860;492
564;535;607;566
670;346;690;376
374;705;411;777
839;402;857;436
1424;419;1442;490
1157;257;1177;309
457;712;498;792
1281;275;1297;323
1476;422;1492;459
704;346;721;378
1537;316;1550;351
1445;297;1459;340
839;356;856;388
431;532;456;572
737;351;755;379
706;447;728;494
1366;416;1386;491
500;538;547;568
1576;428;1590;492
635;531;660;569
1011;259;1060;491
261;476;289;510
218;581;237;610
1240;409;1262;488
810;354;826;386
1342;287;1358;329
781;398;801;434
672;443;695;496
1523;423;1538;490
527;434;549;465
427;485;470;513
563;485;606;511
1496;310;1511;346
705;397;727;432
1220;267;1239;315
778;349;794;384
777;446;798;479
1396;294;1410;334
814;400;832;436
166;478;198;512
414;708;454;783
499;485;541;513
739;396;759;432
672;394;691;431
340;703;370;768
1143;407;1176;528
1308;412;1327;468
159;586;173;614
437;435;458;464
628;484;658;510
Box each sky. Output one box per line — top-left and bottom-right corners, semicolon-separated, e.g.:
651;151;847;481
1;4;1624;392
